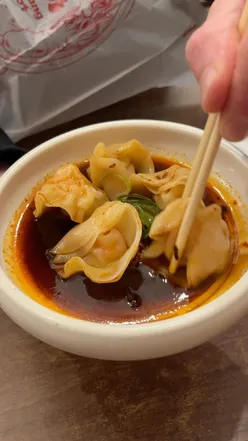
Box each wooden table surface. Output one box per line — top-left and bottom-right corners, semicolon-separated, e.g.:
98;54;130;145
2;88;248;441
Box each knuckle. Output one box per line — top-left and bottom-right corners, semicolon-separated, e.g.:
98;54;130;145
185;27;205;70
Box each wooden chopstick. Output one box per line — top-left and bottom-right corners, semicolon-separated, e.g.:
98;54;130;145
169;0;248;275
239;0;248;34
169;115;220;273
182;113;216;198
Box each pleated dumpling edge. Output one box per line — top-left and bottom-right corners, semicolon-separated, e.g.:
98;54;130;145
50;201;142;284
34;163;107;223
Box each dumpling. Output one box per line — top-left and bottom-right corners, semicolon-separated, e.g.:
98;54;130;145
50;201;142;283
133;165;189;195
34;164;107;223
107;140;154;174
143;199;230;287
88;140;154;199
131;165;189;209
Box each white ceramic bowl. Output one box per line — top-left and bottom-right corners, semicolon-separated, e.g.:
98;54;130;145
0;120;248;361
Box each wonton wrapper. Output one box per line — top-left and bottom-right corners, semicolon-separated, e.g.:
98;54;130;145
143;199;230;287
50;201;142;283
131;165;189;209
34;164;107;223
88;140;154;198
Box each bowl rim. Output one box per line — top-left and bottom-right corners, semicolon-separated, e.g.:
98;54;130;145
0;119;248;338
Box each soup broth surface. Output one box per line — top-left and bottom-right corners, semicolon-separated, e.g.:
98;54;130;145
12;156;236;324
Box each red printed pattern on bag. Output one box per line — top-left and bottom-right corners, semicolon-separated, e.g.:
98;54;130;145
15;0;44;19
0;0;134;75
48;0;67;13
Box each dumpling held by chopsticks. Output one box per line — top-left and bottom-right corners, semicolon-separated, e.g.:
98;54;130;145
143;198;231;288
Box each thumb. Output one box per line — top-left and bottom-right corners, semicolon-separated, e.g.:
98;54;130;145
186;0;244;113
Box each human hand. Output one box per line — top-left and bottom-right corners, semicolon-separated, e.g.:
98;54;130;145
186;0;248;141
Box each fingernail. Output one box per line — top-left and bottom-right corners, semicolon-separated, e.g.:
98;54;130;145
200;67;217;107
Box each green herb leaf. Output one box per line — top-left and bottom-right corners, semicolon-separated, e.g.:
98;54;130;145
117;193;161;238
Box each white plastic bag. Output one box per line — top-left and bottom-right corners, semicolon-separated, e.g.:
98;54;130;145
0;0;205;141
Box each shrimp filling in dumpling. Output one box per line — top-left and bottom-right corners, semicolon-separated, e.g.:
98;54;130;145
50;201;142;283
84;229;128;266
143;199;231;288
131;165;189;209
34;164;107;223
88;139;154;199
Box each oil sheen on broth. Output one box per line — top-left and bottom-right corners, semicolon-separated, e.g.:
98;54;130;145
13;157;235;324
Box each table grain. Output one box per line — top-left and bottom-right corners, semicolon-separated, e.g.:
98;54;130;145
2;87;248;441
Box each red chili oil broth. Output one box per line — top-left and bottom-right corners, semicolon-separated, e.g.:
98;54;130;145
12;157;235;324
